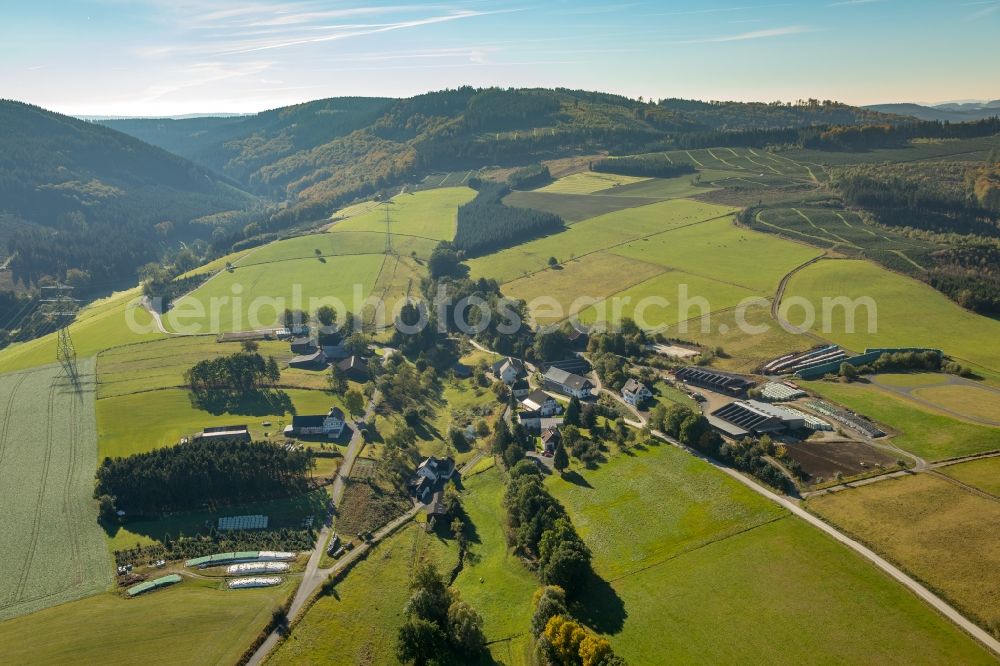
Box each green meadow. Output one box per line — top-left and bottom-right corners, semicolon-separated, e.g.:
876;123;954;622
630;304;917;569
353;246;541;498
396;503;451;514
269;524;458;665
547;443;994;664
329;186;474;241
96;387;347;459
783;259;1000;373
940;456;1000;496
165;253;385;334
0;578;293;666
537;171;649;194
467;198;735;284
0;360;111;621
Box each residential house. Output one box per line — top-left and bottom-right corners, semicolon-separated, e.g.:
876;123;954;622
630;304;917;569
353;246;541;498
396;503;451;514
542;367;594;399
621;378;652;407
411;456;456;506
491;357;526;385
284;407;346;439
520;389;563;417
540;426;561;454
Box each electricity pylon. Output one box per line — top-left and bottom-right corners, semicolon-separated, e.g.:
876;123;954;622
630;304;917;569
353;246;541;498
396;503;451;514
382;201;394;255
40;285;79;377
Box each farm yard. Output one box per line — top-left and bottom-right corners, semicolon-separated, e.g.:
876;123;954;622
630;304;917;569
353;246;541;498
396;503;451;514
547;442;994;663
0;360;111;621
807;472;1000;639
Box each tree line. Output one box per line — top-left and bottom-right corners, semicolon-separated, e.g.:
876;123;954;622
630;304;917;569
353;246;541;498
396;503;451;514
94;439;315;514
591;155;696;179
453;182;564;256
185;349;281;393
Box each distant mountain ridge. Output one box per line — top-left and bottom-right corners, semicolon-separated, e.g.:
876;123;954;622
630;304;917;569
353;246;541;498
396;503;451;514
864;101;1000;122
100;87;895;231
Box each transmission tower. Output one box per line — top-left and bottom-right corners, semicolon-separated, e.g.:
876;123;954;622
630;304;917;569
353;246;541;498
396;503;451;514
382;201;394;255
41;285;79;370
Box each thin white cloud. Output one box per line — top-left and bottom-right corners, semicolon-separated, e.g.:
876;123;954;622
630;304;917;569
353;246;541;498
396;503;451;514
671;25;814;44
827;0;881;7
965;1;999;19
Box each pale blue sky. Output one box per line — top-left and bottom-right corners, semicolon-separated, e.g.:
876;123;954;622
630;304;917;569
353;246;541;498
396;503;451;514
2;0;998;116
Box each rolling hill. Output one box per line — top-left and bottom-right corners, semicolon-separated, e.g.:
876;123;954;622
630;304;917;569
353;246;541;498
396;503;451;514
0;100;257;292
865;101;1000;122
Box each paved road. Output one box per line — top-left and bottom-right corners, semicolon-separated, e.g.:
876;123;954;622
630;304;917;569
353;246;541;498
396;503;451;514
648;428;1000;658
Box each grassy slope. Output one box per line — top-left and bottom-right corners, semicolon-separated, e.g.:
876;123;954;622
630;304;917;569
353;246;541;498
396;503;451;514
165;253;385;334
0;360;112;621
0;288;163;375
453;467;538;665
467;199;735;284
96;387;347;459
547;443;993;664
269;524;458;665
803;380;1000;460
537;172;649;194
784;259;1000;373
807;473;1000;637
0;578;292;666
329;186;475;241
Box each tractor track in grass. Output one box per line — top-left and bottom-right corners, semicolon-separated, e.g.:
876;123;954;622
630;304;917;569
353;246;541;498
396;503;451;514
0;373;28;471
61;377;84;588
11;381;57;604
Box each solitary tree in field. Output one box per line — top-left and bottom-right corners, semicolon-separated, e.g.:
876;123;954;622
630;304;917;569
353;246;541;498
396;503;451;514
548;256;559;267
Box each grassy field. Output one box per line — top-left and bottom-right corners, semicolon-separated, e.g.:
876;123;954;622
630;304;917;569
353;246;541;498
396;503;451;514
784;259;1000;373
608;216;821;293
164;253;385;334
96;387;347;459
501;252;666;325
940;456;1000;496
781;135;1000;166
803;379;1000;460
0;577;293;665
807;473;1000;638
268;523;458;665
0;288;164;374
0;360;112;621
872;372;953;388
577;268;758;331
911;384;1000;423
502;190;665;223
547;443;995;663
362;254;424;329
467;198;735;284
537;171;649;194
329;186;474;241
453;467;538;665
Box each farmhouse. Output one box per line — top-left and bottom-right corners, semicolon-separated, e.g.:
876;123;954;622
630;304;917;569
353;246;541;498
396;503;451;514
284;407;346;439
336;355;369;381
542;367;594;399
195;425;250;442
520;389;563;417
621;378;652;406
709;400;805;438
491;357;526;385
289;336;317;355
675;366;755;396
411;456;456;506
288;349;328;370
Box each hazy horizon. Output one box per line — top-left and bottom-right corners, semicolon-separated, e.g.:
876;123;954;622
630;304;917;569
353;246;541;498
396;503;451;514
3;0;999;117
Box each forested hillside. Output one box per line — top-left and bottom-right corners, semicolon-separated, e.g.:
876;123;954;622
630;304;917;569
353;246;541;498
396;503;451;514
0;100;257;291
103;88;899;250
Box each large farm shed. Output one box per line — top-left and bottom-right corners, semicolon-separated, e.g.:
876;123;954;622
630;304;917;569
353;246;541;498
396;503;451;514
127;574;182;597
710;400;805;437
675;367;755;396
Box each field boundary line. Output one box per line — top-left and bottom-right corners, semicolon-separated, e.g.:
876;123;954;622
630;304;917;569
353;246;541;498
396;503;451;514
498;210;736;286
605;513;788;584
684;150;706;168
